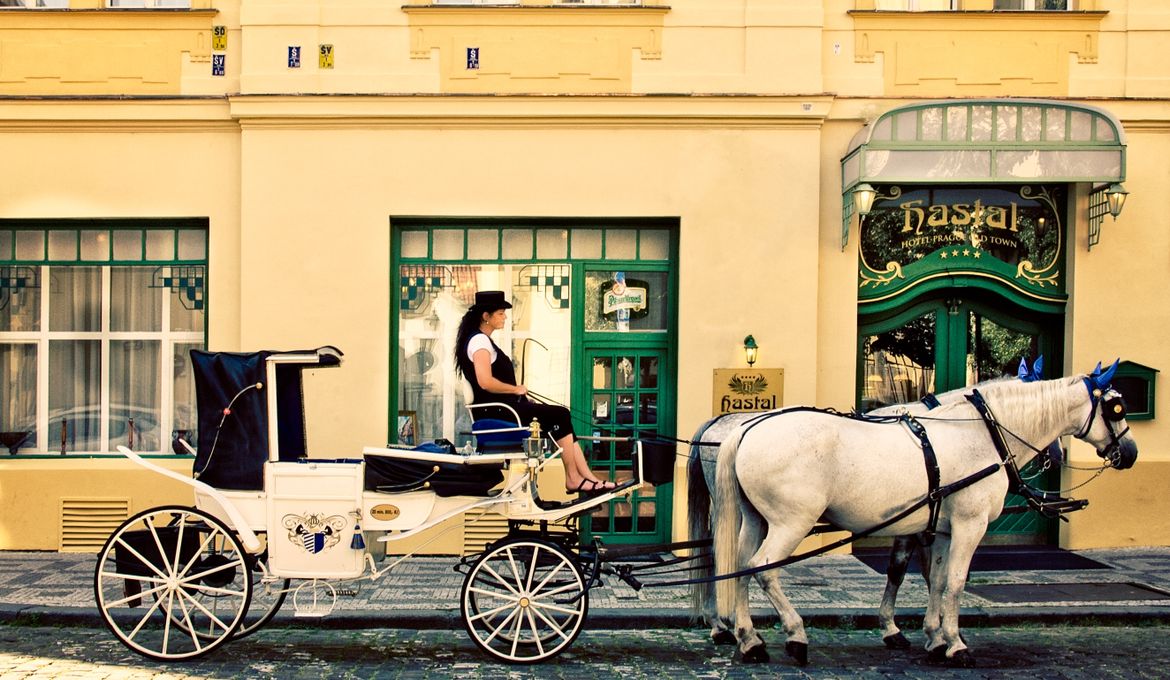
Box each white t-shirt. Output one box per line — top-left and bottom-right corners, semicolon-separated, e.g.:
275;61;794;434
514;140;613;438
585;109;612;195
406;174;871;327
466;333;497;365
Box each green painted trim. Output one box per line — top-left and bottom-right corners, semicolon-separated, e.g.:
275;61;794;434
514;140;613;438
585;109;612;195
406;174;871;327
859;274;1065;317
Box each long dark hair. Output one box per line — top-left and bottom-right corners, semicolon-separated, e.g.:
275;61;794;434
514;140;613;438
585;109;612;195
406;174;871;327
453;308;485;378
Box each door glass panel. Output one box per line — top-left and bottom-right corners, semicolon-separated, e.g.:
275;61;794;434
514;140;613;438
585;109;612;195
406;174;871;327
967;312;1038;384
592;357;612;389
639;356;658;389
616;356;636;389
584;270;669;333
861;312;936;411
592;395;611;422
639;394;657;425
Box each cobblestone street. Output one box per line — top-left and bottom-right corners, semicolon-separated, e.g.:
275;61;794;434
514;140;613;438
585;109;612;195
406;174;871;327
2;623;1168;679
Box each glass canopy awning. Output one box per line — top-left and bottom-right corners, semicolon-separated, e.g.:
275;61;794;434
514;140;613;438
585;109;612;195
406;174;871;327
841;99;1127;249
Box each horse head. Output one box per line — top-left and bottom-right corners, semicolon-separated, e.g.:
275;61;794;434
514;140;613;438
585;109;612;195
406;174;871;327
1079;359;1138;470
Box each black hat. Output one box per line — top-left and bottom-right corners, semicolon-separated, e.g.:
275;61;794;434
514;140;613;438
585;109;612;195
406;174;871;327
472;290;512;312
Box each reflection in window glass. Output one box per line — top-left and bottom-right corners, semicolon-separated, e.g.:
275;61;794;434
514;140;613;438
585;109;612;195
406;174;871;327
0;343;37;452
861;312;936;411
48;340;102;453
110;340;161;452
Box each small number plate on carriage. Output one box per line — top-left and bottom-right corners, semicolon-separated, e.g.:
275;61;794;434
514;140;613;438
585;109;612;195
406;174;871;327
370;504;401;521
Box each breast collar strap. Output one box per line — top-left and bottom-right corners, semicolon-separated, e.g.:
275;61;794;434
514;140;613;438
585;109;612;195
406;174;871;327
900;414;942;546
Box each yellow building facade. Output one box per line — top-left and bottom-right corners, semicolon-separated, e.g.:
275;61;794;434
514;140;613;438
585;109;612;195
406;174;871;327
0;0;1166;553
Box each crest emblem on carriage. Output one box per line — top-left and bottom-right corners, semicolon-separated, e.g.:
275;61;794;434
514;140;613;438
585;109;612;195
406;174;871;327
282;512;347;554
728;374;769;396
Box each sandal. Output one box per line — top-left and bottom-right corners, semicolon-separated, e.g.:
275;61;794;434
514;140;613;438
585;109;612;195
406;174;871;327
568;479;616;496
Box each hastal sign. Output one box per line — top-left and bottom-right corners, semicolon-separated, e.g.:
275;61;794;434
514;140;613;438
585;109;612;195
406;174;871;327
713;368;784;416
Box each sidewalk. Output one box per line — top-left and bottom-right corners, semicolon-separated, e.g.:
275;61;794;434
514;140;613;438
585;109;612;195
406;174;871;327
2;547;1169;631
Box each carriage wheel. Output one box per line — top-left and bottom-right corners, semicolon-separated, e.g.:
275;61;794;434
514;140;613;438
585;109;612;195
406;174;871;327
166;544;288;641
93;506;253;661
460;538;588;663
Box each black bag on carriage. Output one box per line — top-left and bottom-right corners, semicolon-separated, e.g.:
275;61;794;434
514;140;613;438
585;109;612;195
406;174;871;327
363;441;504;497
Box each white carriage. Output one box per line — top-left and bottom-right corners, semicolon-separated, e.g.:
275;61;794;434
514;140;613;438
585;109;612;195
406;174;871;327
93;346;674;663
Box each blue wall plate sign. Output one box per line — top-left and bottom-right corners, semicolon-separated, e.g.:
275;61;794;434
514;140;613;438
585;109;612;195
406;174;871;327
212;55;225;77
288;46;301;68
467;47;480;70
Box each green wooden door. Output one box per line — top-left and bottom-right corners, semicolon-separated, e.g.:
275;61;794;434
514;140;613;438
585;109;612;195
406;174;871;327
859;293;1062;543
581;347;672;545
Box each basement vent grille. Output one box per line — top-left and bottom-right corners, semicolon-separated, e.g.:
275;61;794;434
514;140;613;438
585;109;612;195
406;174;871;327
59;498;130;553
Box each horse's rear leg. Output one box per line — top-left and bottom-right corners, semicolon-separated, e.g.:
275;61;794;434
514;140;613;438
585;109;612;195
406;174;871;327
702;575;735;645
878;535;919;649
731;511;769;663
751;526;815;666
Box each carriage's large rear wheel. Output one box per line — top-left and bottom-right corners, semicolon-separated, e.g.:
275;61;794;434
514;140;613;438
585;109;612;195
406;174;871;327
94;506;253;660
460;537;588;663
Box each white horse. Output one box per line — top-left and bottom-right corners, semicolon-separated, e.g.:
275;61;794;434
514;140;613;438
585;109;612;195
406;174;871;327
712;367;1138;666
688;372;1060;649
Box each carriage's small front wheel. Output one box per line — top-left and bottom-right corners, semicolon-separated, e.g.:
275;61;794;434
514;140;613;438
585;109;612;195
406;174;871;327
93;505;253;661
460;537;589;663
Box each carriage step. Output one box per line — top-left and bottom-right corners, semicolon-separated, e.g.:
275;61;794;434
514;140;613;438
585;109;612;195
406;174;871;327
292;581;338;618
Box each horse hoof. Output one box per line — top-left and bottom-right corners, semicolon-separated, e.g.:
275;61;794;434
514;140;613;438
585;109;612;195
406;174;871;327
785;641;809;666
735;642;769;664
883;632;911;650
712;630;737;646
949;649;976;668
926;645;948;663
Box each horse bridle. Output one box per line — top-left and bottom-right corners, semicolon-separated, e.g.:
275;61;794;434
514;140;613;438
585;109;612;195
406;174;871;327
1077;379;1130;468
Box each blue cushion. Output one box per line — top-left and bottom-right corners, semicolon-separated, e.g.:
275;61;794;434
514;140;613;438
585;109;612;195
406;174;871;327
472;418;526;445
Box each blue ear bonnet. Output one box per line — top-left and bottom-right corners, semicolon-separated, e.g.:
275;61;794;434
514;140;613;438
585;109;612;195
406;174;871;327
1017;355;1045;383
1088;358;1120;391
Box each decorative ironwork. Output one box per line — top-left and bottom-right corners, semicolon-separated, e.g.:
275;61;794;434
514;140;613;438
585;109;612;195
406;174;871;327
151;266;205;311
400;265;450;313
0;266;39;311
515;264;571;310
1088;184;1111;250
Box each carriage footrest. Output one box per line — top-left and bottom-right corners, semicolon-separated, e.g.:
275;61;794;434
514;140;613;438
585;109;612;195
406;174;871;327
533;479;639;511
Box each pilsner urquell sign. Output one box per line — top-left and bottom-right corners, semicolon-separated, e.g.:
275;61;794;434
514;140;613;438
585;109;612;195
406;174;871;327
858;185;1066;303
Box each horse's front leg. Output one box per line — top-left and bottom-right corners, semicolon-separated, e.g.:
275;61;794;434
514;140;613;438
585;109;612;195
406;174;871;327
878;535;919;649
752;528;814;666
933;521;985;667
731;509;769;663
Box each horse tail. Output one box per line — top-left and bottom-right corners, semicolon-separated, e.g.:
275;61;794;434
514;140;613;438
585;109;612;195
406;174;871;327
687;426;713;619
713;431;743;622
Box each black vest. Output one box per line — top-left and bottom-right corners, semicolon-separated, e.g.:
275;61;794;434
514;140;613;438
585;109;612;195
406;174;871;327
466;335;520;405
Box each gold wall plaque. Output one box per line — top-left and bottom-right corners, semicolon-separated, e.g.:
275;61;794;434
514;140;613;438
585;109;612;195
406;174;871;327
712;368;784;417
370;504;400;521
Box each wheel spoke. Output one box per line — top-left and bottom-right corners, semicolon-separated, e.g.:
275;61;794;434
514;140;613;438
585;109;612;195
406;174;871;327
112;536;170;582
480;563;521;598
530;558;568;597
528;600;582;617
525;546;540;594
481;605;520;646
529;581;581;602
100;575;169;608
468;586;519;603
530;602;573;643
124;586;168;641
525;608;546;658
176;556;243;587
467;600;515;624
509;606;523;658
175;587;236;634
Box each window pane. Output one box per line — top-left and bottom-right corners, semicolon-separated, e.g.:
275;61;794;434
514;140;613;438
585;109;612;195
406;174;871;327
111;267;162;332
172;342;202;454
49;340;101;453
895;111;917;141
920;107;942;141
571;229;602;259
112;230;143;261
169;269;206;333
111;340;161;452
467;229;498;260
145;230;175;260
947;106;968;141
970;106;993;142
639;230;670;260
604;230;636;260
0;343;37;453
15;231;44;261
536;229;567;259
433;230;464;260
401;231;428;258
0;267;40;332
49;266;101;332
996;106;1018;142
1045;109;1067;141
0;231;11;259
48;231;77;260
502;229;532;259
177;230;206;260
585;270;668;332
1070;111;1092;141
1021;106;1043;142
79;231;110;261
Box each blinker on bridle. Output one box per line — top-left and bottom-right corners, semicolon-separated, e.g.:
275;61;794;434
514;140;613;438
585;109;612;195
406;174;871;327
1079;378;1130;466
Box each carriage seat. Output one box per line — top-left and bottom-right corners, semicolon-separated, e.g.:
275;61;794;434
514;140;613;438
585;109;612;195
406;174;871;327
463;378;529;454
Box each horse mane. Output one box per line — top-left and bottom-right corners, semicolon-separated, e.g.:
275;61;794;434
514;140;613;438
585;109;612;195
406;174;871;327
925;375;1084;438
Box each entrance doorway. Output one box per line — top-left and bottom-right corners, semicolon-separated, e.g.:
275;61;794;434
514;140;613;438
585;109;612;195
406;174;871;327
859;291;1063;543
